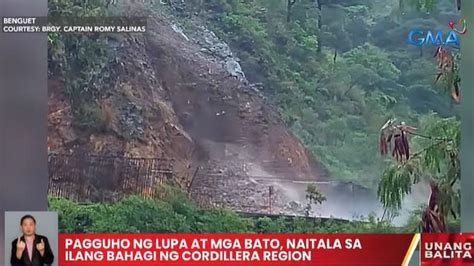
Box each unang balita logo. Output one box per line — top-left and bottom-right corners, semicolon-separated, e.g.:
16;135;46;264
407;18;467;46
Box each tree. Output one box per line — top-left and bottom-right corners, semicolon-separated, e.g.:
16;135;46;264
399;0;461;12
49;185;398;233
377;115;459;232
48;0;115;131
305;184;327;216
375;0;462;233
434;46;461;103
314;0;323;52
399;0;438;12
287;0;298;22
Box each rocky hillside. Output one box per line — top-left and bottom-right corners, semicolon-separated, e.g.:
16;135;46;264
47;3;328;196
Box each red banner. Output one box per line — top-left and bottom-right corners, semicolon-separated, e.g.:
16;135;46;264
421;233;474;265
59;233;418;265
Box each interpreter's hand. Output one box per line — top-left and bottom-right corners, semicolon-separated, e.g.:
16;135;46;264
16;237;26;260
16;237;26;252
36;239;45;255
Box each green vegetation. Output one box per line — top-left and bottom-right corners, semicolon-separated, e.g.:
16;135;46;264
188;0;461;230
48;185;399;233
378;114;459;211
375;0;461;230
47;0;462;231
48;0;460;188
377;114;459;230
49;0;114;132
49;182;460;233
190;0;457;186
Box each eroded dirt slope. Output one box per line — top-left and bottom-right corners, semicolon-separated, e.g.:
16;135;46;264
49;13;326;178
48;8;328;210
145;15;328;181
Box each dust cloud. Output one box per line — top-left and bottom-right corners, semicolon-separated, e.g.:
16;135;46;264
268;177;430;226
191;139;430;226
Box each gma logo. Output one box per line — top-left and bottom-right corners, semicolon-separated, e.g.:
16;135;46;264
407;30;459;46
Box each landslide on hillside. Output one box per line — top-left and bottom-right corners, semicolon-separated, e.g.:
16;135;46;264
48;8;327;196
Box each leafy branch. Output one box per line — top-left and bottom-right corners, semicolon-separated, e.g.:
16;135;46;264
48;0;118;131
306;184;327;205
407;131;450;142
434;47;460;103
377;116;459;231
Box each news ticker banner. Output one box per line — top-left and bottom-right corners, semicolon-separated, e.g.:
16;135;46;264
57;233;474;265
421;233;474;265
2;17;147;33
59;233;420;265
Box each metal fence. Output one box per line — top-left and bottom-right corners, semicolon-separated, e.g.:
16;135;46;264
48;153;174;202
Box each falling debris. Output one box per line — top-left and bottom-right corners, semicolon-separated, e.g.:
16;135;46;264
171;24;189;41
189;25;249;84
